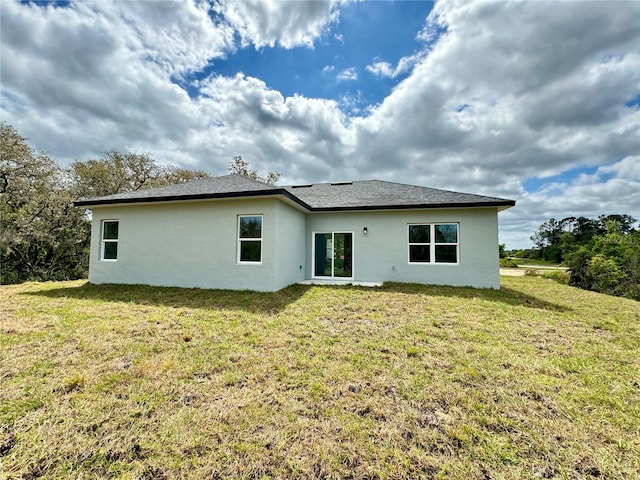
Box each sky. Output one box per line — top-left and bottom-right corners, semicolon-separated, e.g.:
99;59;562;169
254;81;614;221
1;0;639;249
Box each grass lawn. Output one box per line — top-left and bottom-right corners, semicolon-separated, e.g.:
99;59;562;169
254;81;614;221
1;277;639;479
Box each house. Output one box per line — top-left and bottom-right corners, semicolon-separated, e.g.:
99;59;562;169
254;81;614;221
74;175;515;291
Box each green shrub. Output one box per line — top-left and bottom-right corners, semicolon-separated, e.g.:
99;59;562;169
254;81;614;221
499;258;519;268
588;255;625;295
542;270;570;285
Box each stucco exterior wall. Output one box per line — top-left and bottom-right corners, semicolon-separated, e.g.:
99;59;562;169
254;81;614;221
273;201;306;288
305;208;500;289
88;198;304;291
88;199;501;291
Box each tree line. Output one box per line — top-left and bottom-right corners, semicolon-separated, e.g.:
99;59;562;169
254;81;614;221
511;215;639;300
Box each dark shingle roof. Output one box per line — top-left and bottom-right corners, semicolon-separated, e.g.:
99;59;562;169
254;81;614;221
74;175;515;210
284;180;515;210
74;174;283;206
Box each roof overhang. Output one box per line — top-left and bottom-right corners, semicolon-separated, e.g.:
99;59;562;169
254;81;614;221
74;188;313;211
307;200;516;212
76;194;515;212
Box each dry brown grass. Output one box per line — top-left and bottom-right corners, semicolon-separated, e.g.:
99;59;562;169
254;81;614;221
1;277;639;479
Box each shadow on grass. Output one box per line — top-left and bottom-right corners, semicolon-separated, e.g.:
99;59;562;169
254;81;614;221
24;279;569;313
376;282;570;312
23;282;312;314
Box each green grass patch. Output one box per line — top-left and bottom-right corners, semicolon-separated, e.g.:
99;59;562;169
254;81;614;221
1;278;639;479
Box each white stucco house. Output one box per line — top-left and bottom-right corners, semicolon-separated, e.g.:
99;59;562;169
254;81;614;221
74;175;515;291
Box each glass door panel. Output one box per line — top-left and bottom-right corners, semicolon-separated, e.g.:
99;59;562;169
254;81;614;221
333;233;352;277
314;233;332;277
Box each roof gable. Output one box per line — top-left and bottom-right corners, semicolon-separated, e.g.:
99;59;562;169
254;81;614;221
74;175;515;210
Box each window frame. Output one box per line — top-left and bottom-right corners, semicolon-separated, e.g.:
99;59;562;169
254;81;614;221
408;223;459;265
311;231;355;280
101;219;119;262
237;214;263;264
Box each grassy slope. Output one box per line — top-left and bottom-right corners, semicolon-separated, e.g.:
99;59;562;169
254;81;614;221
1;277;639;480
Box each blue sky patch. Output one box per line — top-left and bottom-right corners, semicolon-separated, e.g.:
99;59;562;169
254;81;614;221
186;1;436;112
625;93;640;108
21;0;71;7
522;164;617;193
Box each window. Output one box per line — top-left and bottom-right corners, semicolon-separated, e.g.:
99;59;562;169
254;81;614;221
408;223;458;264
101;220;119;261
238;215;262;263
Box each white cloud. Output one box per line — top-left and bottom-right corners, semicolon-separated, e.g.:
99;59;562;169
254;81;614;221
0;0;218;159
351;0;640;246
365;60;394;78
338;90;368;116
213;0;343;49
0;0;355;177
416;12;444;44
337;67;358;81
158;72;354;180
598;156;640;182
365;51;426;79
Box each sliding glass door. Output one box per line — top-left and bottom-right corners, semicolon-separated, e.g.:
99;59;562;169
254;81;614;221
314;232;353;278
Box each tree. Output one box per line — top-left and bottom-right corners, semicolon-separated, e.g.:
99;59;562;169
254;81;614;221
158;166;211;188
531;214;639;300
560;220;639;300
1;124;90;283
564;246;594;291
71;150;210;198
228;155;281;185
530;217;569;261
531;214;638;264
598;214;636;235
567;216;601;243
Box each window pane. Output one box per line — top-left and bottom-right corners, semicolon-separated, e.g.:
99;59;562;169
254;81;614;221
240;241;261;262
240;216;262;238
409;245;430;263
103;221;119;240
409;225;430;243
435;224;457;243
103;241;118;260
435;245;457;263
